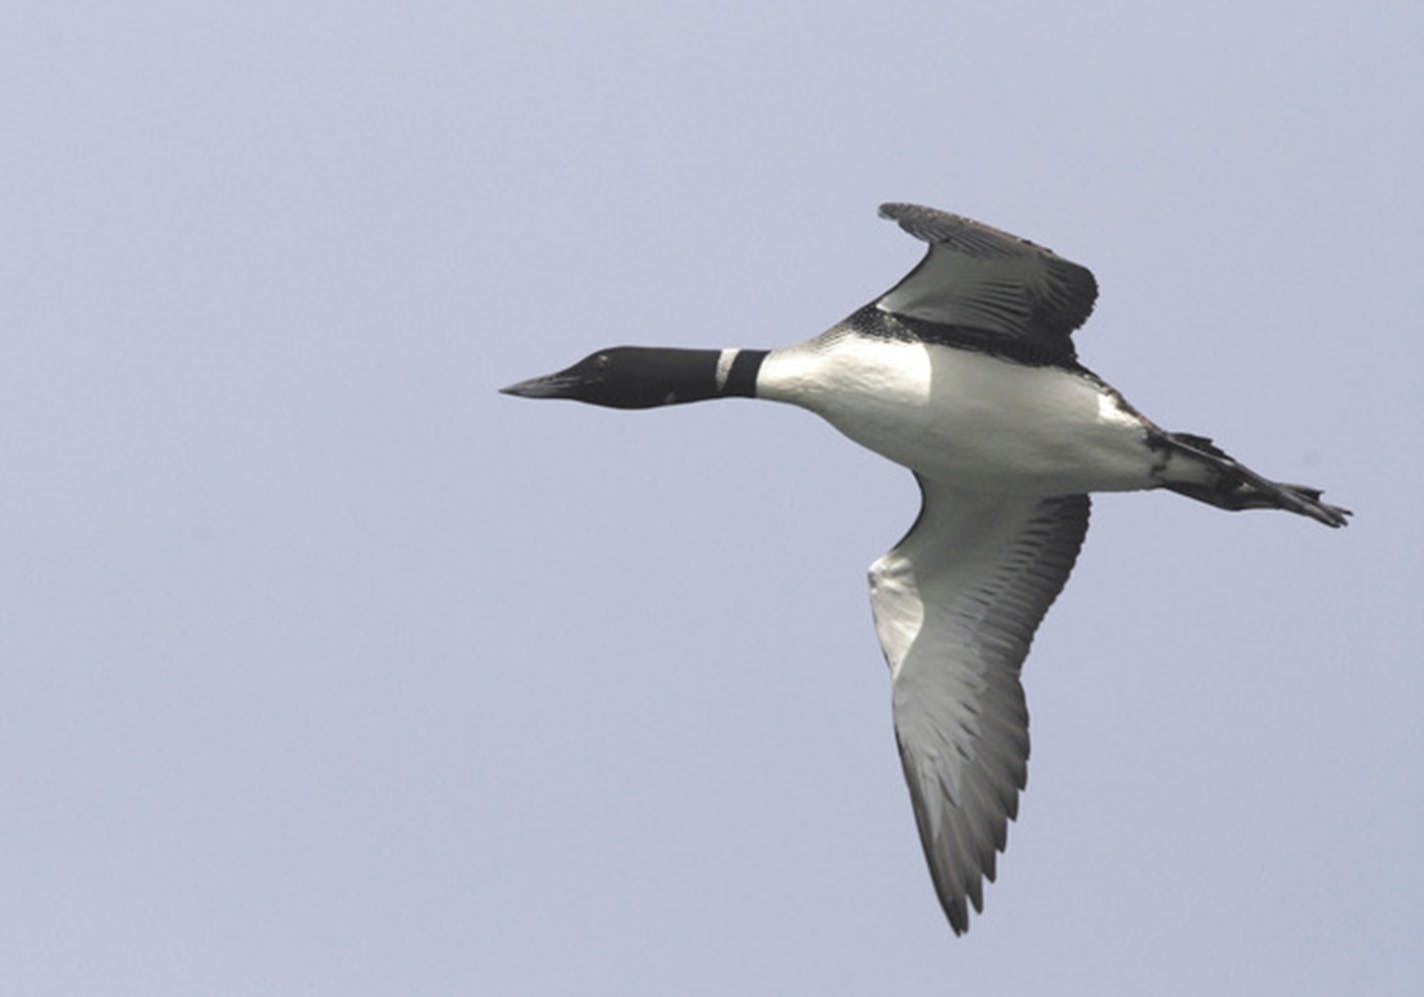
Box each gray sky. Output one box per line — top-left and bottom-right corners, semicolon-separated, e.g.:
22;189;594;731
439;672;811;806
4;2;1421;994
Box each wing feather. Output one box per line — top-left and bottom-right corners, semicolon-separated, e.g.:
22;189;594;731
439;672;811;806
875;203;1098;363
869;479;1090;934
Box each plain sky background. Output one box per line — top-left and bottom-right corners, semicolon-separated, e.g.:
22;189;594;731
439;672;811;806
3;2;1421;994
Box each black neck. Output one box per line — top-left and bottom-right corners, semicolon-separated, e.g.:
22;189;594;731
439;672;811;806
722;348;768;398
635;348;768;406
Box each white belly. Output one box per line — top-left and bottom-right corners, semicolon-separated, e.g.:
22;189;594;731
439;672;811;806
757;334;1160;495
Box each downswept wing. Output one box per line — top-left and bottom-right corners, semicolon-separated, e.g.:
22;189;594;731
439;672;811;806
868;479;1090;934
875;203;1098;364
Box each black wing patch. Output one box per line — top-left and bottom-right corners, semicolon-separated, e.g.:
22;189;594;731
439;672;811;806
867;203;1099;366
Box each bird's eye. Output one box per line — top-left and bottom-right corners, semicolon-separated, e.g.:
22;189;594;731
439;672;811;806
594;354;611;368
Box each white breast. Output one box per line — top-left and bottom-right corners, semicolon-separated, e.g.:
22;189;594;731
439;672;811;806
757;333;1161;495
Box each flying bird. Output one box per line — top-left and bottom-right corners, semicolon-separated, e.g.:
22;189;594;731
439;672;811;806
500;203;1349;934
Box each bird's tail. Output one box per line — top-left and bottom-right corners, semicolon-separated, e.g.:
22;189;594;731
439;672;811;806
1159;432;1351;528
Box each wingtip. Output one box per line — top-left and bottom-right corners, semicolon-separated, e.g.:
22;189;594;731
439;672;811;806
877;201;918;223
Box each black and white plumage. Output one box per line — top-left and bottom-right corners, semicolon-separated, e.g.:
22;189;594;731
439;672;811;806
501;203;1349;935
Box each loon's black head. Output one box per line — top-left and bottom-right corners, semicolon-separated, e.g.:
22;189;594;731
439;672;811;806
501;346;734;409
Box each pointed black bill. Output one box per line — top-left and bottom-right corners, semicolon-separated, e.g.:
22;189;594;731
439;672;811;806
498;372;580;399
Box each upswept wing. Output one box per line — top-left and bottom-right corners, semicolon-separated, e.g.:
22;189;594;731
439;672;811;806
876;203;1098;364
869;478;1090;934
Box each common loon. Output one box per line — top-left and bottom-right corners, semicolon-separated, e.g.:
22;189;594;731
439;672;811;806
501;203;1349;935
